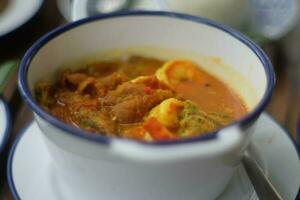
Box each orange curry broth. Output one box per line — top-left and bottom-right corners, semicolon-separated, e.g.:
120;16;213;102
35;55;247;141
175;68;247;120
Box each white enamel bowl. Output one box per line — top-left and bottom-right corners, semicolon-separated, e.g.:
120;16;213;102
18;11;275;200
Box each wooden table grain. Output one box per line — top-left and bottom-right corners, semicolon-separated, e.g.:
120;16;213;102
0;0;299;199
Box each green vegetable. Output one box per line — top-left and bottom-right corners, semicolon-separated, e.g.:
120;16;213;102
80;118;99;129
207;112;233;126
34;81;54;108
178;101;234;137
0;60;18;94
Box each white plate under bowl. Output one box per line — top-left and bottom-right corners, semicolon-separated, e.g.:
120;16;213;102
0;97;11;154
0;0;43;38
7;113;300;200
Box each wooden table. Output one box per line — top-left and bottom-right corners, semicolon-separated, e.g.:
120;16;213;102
0;1;299;199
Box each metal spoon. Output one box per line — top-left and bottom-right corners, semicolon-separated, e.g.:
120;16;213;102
242;150;283;200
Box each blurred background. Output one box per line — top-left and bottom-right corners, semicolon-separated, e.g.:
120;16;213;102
0;0;300;198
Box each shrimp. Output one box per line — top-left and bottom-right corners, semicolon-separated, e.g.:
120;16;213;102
156;60;204;88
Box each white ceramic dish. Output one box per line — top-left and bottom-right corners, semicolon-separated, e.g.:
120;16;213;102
0;97;11;154
7;113;300;200
0;0;43;39
18;11;275;199
56;0;161;21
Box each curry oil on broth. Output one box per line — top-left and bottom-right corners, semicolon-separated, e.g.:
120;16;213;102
35;46;257;141
86;46;257;111
174;69;247;119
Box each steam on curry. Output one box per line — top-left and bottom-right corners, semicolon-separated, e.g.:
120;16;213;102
35;55;247;141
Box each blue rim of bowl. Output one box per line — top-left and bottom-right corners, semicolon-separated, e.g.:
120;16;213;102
7;114;300;199
0;0;44;40
18;10;276;145
0;96;11;154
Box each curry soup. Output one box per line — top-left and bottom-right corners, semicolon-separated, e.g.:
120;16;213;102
35;55;247;141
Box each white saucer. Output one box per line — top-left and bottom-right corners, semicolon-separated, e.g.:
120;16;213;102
7;113;300;200
0;0;43;38
0;97;11;154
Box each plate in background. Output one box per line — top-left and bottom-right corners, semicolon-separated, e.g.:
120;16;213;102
0;97;11;154
0;0;43;39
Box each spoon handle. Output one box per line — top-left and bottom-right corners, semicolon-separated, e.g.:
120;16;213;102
242;151;283;200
